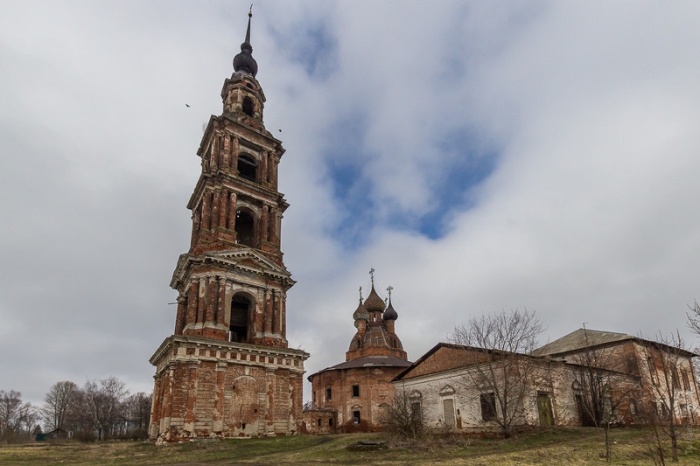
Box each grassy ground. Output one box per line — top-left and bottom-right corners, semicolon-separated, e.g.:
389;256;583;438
1;427;700;465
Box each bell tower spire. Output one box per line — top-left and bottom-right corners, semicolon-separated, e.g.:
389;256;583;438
233;6;258;77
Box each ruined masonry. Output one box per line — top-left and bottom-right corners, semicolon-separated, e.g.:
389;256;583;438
148;12;309;442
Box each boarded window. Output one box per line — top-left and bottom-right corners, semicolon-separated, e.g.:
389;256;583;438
443;399;456;427
537;392;554;426
411;402;422;423
480;393;496;422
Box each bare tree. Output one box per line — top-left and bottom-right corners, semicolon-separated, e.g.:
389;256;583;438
80;377;129;440
380;388;424;443
449;308;544;438
570;328;639;462
685;300;700;337
122;392;151;439
641;331;692;463
0;390;36;442
41;381;78;432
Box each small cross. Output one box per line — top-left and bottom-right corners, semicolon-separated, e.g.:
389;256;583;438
386;286;393;300
369;267;375;285
358;286;363;302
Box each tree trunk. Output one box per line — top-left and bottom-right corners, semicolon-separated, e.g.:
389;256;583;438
670;422;678;462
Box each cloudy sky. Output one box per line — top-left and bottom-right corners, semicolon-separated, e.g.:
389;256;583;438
2;1;700;405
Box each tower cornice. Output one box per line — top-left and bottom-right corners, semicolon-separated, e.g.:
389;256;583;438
170;249;294;290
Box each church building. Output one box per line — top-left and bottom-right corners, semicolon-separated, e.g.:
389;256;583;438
305;272;412;432
148;11;309;442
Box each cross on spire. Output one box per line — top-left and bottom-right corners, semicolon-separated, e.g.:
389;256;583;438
369;267;375;285
386;286;393;300
358;286;363;303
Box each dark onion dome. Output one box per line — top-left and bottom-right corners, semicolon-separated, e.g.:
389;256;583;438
233;10;258;77
353;302;369;322
383;299;398;321
363;285;386;313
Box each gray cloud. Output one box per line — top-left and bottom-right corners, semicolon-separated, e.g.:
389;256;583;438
1;1;698;406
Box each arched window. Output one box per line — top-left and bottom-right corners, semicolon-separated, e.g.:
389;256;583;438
235;209;255;246
242;96;254;116
230;294;252;343
237;155;257;182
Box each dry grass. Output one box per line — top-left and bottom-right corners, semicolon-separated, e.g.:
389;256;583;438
1;427;700;465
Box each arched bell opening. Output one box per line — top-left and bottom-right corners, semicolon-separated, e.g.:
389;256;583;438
237;154;258;182
242;96;254;117
230;293;253;343
235;209;256;247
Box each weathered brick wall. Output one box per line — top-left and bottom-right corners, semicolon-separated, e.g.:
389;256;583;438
309;365;407;432
299;410;337;434
401;346;491;380
149;336;308;442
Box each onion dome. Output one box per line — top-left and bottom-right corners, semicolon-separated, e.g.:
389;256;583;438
364;285;386;313
353;302;369;322
383;299;398;321
233;9;258;77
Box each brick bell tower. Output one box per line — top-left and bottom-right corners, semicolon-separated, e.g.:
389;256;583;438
149;11;309;442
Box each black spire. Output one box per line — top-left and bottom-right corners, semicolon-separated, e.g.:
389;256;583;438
233;6;258;77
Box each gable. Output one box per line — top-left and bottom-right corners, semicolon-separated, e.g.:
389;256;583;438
400;345;490;380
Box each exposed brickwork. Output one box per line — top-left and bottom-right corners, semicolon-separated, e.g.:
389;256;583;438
150;336;307;440
149;19;308;443
310;365;407;432
307;284;411;432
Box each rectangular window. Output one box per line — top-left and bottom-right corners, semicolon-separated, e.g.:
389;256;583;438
352;385;360;397
647;357;658;385
672;366;681;389
312;391;316;403
682;370;691;391
411;402;422;423
480;392;496;422
326;387;332;401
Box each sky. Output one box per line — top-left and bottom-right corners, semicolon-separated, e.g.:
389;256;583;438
1;0;700;406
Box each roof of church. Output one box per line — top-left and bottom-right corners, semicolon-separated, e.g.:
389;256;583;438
532;328;634;356
307;355;411;382
324;355;412;371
